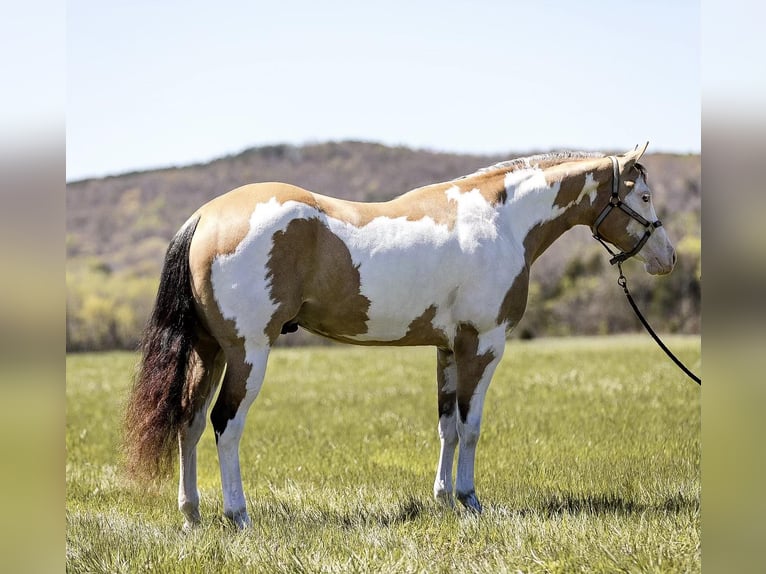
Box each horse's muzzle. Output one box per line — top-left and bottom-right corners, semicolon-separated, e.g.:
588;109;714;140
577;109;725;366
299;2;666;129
644;249;676;275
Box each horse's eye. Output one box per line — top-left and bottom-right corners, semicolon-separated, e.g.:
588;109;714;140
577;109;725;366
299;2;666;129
642;193;651;203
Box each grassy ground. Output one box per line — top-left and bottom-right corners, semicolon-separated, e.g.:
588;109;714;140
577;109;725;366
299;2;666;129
66;336;700;573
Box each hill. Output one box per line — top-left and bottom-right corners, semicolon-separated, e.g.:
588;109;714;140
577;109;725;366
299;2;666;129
66;141;700;351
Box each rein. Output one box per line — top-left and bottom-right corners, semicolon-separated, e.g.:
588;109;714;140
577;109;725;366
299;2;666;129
592;156;702;386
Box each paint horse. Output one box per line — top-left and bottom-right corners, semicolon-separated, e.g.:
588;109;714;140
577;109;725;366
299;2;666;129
124;144;676;528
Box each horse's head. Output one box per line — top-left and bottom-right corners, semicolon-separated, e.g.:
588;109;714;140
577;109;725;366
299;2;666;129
591;143;676;275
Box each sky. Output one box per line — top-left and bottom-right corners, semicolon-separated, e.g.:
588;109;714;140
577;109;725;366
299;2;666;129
66;0;700;182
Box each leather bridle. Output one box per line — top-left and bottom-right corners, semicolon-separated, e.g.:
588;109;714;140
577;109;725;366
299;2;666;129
591;156;663;265
590;155;700;385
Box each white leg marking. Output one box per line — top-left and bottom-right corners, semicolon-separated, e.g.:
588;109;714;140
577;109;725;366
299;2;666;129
216;347;269;528
178;376;220;529
178;409;205;528
434;350;458;504
435;410;458;504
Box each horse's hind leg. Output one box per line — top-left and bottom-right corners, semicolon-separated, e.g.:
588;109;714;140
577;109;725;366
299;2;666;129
434;348;458;505
211;343;270;528
178;339;224;529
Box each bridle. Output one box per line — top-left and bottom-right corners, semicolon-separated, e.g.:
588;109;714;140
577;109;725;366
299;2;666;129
591;155;663;265
590;155;701;386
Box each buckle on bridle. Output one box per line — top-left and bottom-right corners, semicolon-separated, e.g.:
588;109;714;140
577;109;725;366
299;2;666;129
591;155;662;266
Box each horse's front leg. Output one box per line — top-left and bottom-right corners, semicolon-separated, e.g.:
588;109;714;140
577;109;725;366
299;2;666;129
210;345;270;529
453;325;506;513
434;348;458;505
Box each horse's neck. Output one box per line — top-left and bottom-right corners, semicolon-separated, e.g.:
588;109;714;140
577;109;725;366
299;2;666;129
498;160;612;264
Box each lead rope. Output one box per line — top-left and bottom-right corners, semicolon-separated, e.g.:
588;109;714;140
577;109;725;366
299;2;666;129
615;262;701;385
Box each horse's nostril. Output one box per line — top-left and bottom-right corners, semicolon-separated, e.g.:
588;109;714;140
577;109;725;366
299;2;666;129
672;251;677;266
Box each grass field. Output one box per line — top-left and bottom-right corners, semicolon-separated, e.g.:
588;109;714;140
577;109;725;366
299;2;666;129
66;336;700;573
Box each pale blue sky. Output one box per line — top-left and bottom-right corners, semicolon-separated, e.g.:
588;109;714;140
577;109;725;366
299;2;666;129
66;0;700;181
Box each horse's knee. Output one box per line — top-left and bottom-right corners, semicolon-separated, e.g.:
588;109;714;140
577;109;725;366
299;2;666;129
438;417;458;445
457;422;481;448
213;413;245;448
183;409;207;442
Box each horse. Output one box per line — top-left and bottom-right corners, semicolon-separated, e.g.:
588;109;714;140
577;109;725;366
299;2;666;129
124;143;676;529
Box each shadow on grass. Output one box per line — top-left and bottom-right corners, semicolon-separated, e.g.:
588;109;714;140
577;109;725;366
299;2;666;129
336;495;425;528
252;494;428;530
239;490;697;531
528;491;699;517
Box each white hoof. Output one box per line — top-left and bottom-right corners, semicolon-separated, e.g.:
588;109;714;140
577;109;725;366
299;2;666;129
434;489;455;507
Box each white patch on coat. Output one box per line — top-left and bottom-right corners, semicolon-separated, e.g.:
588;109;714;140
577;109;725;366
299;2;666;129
578;173;599;205
327;214;455;341
444;186;500;251
501;168;564;242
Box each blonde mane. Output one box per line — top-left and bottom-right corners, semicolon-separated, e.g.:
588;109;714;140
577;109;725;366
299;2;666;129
457;151;606;181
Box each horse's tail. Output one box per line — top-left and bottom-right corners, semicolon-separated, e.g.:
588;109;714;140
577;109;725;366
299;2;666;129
123;214;202;480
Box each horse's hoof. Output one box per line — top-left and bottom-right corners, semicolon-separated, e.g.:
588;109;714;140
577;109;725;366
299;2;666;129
434;490;455;508
180;502;201;529
456;490;483;514
225;508;252;529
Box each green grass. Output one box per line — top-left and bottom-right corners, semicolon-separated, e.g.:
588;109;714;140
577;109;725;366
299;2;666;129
66;336;700;573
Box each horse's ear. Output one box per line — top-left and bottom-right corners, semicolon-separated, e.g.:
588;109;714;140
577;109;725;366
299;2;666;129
622;141;649;166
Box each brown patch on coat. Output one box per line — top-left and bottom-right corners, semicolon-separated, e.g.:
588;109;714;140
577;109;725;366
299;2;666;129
437;348;457;418
550;169;587;210
297;303;450;347
453;322;495;422
209;343;251;440
382;305;451;346
523;218;571;265
265;217;371;344
522;159;615;264
455;172;509;205
188;184;331;348
314;182;459;229
496;267;530;328
391;304;449;347
546;158;611;210
182;335;225;422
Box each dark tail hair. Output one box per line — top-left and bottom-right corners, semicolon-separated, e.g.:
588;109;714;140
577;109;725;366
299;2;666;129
123;215;201;480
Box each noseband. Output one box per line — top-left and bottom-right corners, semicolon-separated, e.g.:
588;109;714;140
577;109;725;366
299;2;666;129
591;156;663;265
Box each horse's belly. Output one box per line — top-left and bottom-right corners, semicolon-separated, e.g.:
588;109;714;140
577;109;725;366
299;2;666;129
340;262;511;344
